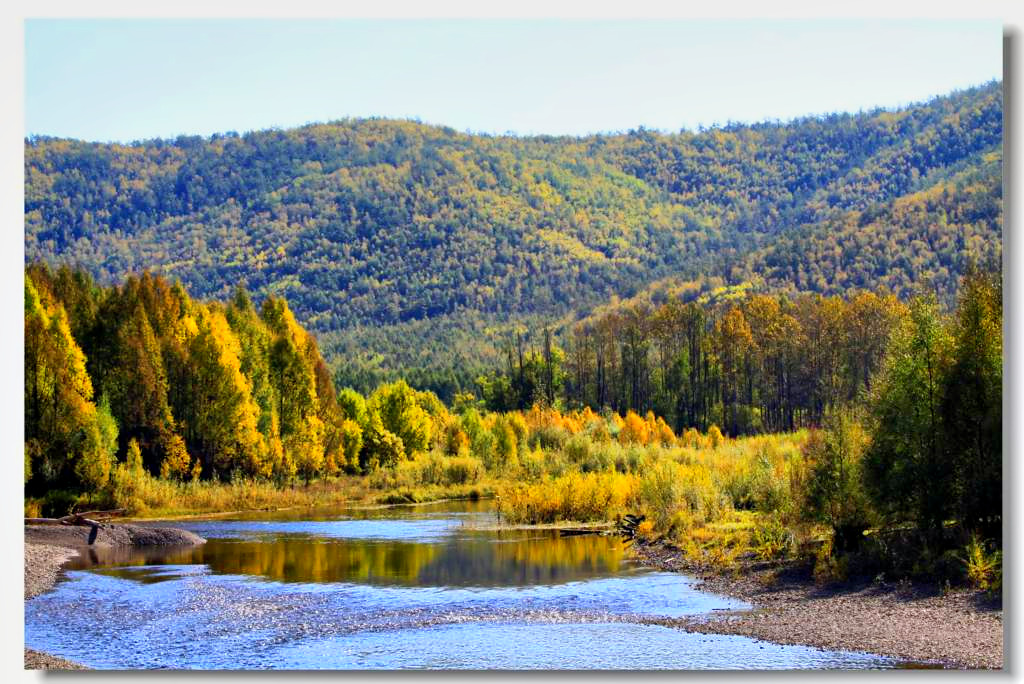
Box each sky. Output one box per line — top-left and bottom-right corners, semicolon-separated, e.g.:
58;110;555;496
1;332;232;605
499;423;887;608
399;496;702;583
24;18;1004;142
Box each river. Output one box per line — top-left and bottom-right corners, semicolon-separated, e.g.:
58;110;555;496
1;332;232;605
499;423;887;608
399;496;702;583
25;500;900;669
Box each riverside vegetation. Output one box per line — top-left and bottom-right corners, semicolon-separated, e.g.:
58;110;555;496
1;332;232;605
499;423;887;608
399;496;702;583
24;262;1001;594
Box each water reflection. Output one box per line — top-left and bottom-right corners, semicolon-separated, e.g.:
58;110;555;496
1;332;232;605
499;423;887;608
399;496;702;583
64;501;630;588
70;529;626;588
30;501;903;670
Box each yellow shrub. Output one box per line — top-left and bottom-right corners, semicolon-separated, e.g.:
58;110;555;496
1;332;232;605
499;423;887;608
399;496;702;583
708;425;725;449
619;411;650;445
680;428;705;449
653;417;676;446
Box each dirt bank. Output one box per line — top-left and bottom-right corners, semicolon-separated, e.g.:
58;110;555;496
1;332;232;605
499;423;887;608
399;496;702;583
24;522;206;670
25;521;206;549
632;542;1003;670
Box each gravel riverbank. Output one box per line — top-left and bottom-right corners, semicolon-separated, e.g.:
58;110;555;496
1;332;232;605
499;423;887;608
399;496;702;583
631;541;1003;670
24;522;206;670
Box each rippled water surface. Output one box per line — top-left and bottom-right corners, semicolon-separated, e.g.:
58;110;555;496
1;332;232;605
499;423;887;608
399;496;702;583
25;501;897;669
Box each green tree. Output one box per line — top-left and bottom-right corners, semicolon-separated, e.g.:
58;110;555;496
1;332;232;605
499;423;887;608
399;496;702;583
75;395;119;490
368;380;433;457
940;266;1002;536
863;295;953;535
802;409;874;553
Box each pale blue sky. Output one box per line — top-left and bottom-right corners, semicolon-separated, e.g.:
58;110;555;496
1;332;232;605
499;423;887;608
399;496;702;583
25;19;1003;142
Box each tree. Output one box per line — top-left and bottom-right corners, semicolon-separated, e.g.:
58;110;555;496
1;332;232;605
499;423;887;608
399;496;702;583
940;266;1002;536
75;395;119;490
715;307;754;436
802;409;874;553
863;294;953;535
25;274;109;491
368;380;433;457
184;306;268;479
103;302;174;468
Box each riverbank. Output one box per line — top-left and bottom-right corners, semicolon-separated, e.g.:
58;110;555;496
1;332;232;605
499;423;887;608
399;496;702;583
631;541;1003;670
24;542;89;670
24;522;206;670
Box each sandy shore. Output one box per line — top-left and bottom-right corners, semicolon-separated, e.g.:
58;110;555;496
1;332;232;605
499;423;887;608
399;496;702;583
631;541;1003;670
24;522;206;670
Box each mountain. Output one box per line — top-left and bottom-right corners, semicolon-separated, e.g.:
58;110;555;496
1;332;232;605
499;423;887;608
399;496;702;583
25;81;1003;398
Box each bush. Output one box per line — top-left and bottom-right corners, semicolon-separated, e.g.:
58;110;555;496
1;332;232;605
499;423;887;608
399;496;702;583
40;490;80;518
963;536;1002;593
708;425;725;449
619;411;650;445
751;515;795;561
585;418;612;443
444;456;484;485
638;460;681;530
25;498;43;518
490;415;519;471
610;443;646;474
517;445;546;480
528;424;570;451
564;434;616;473
749;452;790;514
563;434;591;465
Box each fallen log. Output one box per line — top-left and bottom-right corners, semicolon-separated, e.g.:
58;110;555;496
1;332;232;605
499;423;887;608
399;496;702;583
25;509;124;526
68;508;125;520
558;528;605;537
24;518;70;526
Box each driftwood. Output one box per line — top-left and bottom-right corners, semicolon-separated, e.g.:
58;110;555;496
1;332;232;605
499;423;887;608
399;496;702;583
25;509;126;545
617;513;646;539
558;527;605;537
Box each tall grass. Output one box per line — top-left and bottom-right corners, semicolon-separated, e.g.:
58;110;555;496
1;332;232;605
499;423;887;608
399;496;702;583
107;463;367;517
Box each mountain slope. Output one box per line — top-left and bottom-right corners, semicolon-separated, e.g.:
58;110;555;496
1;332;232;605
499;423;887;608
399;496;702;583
25;81;1003;396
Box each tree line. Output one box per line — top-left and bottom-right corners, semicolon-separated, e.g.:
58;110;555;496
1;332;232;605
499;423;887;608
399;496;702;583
24;264;445;498
478;283;907;437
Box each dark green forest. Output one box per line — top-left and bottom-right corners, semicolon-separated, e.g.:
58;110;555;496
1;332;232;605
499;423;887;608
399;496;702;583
25;82;1002;400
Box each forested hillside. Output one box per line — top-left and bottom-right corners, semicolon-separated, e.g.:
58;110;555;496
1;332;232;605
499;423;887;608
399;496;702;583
25;82;1002;398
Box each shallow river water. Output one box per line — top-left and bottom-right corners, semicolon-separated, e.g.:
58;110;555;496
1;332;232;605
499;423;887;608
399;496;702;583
25;500;899;669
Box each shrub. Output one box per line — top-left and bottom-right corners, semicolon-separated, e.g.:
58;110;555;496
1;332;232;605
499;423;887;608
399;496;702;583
497;471;637;524
679;428;705;449
651;417;676;447
529;424;570;451
611;444;645;474
619;411;650;445
751;515;795;561
491;415;519;471
963;536;1002;593
563;434;592;465
40;490;80;518
708;425;725;449
585;417;612;443
638;460;681;530
159;433;192;480
564;434;615;473
517;445;546;480
444;456;484;485
749;452;790;514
